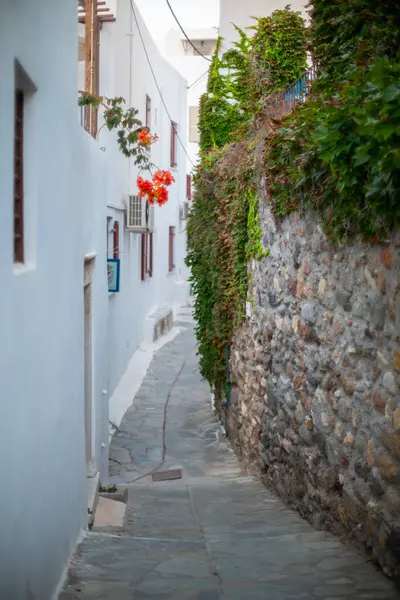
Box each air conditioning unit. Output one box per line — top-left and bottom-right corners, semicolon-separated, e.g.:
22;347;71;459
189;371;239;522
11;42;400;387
179;201;190;221
126;195;154;232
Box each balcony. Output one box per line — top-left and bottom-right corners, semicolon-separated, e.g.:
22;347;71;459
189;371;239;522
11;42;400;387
283;64;317;113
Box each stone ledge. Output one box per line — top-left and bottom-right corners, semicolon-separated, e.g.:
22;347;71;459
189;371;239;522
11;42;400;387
145;306;174;343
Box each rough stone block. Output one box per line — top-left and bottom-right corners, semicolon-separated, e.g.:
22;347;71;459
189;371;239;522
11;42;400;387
343;489;367;523
376;453;398;482
392;350;400;373
381;431;400;458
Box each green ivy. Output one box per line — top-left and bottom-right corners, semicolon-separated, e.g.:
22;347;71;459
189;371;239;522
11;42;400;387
246;189;270;260
187;9;307;389
268;0;400;241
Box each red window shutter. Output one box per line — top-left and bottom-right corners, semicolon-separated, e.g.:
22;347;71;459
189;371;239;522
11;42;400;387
168;226;175;272
113;221;119;259
186;174;191;200
141;233;146;281
170;122;177;168
149;232;153;277
170;123;174;167
106;220;109;258
14;89;24;263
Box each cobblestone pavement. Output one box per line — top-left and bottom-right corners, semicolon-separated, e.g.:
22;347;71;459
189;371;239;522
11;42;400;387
61;310;399;600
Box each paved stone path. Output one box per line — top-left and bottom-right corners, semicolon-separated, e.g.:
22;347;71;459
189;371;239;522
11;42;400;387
61;309;398;599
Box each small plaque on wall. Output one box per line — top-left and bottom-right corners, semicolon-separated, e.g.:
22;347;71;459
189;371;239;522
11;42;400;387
107;259;120;293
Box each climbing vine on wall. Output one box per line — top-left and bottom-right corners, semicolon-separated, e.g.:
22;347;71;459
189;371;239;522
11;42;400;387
267;0;400;241
187;9;308;388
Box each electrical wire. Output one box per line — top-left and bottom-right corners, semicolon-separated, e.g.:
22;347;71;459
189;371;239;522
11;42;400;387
187;69;209;90
129;0;196;169
165;0;212;63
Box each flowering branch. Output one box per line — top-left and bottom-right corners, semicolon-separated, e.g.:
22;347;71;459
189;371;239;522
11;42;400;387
78;92;174;206
137;170;175;207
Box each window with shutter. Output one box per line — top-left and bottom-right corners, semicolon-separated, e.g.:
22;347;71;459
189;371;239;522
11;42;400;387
170;122;177;168
14;89;24;263
141;232;153;280
189;106;200;144
146;95;151;130
141;232;148;281
113;221;120;259
168;226;175;272
149;232;153;277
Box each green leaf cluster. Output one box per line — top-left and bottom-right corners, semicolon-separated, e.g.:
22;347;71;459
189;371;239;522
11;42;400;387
268;0;400;241
78;93;153;170
187;9;307;388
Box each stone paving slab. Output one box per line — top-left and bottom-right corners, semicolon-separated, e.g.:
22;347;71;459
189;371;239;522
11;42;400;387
62;313;399;600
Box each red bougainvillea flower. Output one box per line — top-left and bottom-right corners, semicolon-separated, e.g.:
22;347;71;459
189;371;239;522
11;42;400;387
136;169;173;207
138;130;152;146
153;185;169;206
153;170;175;186
137;177;154;197
147;189;156;206
138;130;159;148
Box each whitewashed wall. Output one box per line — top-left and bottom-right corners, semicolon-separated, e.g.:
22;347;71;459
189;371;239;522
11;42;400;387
97;0;189;401
0;0;94;597
165;28;218;167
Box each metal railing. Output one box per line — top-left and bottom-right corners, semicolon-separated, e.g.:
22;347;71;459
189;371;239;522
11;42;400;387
283;64;317;113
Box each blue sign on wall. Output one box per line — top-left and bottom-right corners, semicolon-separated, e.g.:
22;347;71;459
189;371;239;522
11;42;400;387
107;259;120;293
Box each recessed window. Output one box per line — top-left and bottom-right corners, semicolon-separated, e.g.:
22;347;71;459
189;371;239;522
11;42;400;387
14;88;24;263
106;217;113;259
170;122;177;168
189;106;200;144
145;95;151;130
182;39;216;56
168;226;175;272
141;232;153;280
13;61;37;267
113;220;120;259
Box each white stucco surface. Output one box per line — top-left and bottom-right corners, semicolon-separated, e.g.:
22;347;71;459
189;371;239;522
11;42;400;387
96;0;189;403
0;1;89;598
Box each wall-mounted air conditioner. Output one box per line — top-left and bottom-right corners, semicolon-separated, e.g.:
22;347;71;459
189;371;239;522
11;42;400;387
126;195;154;232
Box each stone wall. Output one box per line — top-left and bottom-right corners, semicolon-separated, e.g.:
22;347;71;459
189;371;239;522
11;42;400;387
225;190;400;579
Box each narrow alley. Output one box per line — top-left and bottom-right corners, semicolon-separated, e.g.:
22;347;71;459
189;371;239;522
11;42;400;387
61;309;398;600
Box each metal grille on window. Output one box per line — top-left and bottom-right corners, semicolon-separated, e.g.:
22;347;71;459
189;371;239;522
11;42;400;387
129;195;142;228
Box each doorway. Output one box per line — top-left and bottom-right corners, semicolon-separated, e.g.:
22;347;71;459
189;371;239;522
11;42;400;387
84;257;95;476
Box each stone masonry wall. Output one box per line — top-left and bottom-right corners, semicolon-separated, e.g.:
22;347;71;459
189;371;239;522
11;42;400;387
226;191;400;579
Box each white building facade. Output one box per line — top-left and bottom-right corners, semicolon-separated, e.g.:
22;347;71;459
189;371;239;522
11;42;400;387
165;28;218;166
0;0;188;597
